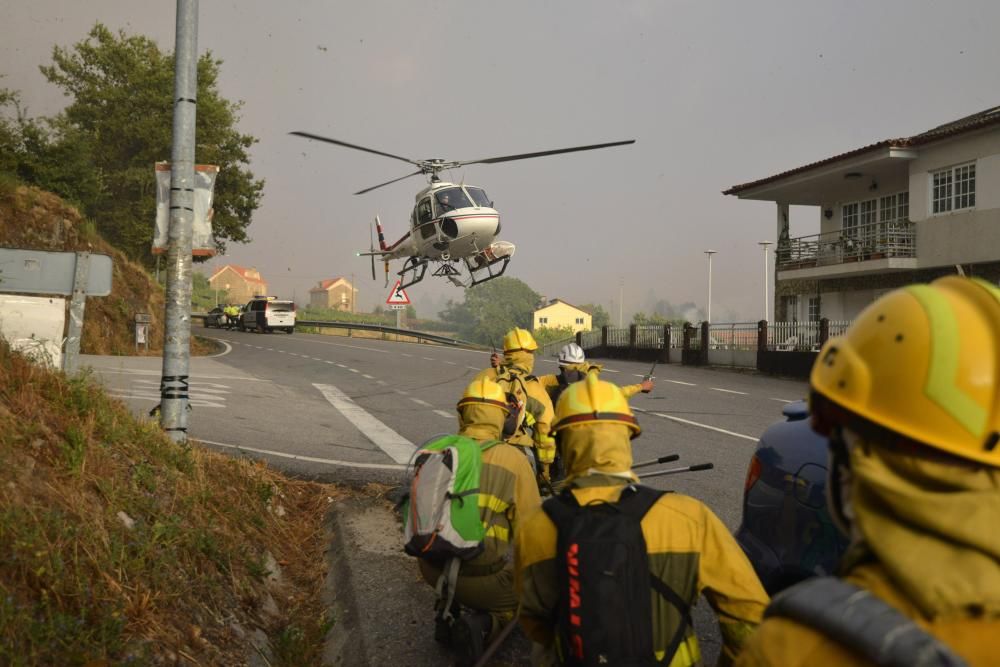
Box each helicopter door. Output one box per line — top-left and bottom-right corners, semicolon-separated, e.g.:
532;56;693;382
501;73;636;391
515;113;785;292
416;197;436;239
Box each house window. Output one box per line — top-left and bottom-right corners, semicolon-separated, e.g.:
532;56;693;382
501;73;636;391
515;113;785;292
842;203;859;233
539;317;548;325
808;296;821;322
574;317;584;325
932;163;975;214
859;199;877;227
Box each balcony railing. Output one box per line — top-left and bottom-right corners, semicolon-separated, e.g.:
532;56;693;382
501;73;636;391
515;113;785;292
776;220;916;271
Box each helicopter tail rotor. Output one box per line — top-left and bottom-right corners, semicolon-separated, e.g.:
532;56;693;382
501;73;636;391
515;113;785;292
368;223;377;281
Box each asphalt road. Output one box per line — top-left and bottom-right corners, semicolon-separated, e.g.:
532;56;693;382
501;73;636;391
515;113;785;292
87;325;808;529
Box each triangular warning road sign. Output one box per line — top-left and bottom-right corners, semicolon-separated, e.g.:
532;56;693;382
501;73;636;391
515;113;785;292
386;280;411;305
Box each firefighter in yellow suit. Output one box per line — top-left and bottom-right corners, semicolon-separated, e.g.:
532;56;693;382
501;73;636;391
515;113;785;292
475;328;557;481
417;377;542;665
735;276;1000;667
516;373;768;666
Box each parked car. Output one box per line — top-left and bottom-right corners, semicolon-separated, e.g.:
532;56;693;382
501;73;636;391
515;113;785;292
205;306;226;328
240;296;296;334
735;400;849;595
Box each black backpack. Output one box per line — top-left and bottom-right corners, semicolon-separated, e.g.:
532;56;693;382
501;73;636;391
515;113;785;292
542;485;692;666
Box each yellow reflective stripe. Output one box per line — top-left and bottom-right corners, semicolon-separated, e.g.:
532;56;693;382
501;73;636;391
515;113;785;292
655;634;700;667
478;493;509;514
484;524;509;542
907;285;987;435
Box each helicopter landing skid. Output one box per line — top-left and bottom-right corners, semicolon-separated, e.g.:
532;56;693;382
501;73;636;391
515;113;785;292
464;254;511;287
398;257;428;290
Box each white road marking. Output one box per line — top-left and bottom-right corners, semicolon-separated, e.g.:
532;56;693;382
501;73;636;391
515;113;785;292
362;374;375;379
632;374;646;378
635;408;757;442
336;363;346;368
325;360;334;364
422;357;435;361
376;380;387;385
770;398;795;403
209;340;233;357
396;390;410;395
603;368;620;373
312;357;323;361
434;410;454;419
410;398;432;407
266;348;274;351
107;393;225;408
349;368;360;373
710;387;748;395
667;379;696;386
402;353;413;357
467;366;480;371
445;361;457;365
313;383;416;464
85;368;271;382
197;438;406;471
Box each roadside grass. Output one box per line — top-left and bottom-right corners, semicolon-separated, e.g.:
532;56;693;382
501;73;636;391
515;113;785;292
0;340;339;665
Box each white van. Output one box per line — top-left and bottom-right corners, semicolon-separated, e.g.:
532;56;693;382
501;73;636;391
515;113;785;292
240;296;296;334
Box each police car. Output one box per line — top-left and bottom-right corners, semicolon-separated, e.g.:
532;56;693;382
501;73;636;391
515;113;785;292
239;296;296;334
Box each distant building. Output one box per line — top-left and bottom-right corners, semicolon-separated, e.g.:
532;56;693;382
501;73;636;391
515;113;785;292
533;299;592;333
309;277;356;312
209;264;267;305
726;105;1000;321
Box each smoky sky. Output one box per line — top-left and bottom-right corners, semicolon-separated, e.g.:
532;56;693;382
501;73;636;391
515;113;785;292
3;1;999;321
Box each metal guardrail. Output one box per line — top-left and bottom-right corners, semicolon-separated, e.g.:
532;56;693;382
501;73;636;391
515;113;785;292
539;335;577;359
191;313;485;349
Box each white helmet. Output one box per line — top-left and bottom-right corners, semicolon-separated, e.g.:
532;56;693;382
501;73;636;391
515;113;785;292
557;343;586;367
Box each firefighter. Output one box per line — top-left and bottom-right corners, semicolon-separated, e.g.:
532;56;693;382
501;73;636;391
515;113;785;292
736;276;1000;666
516;374;769;666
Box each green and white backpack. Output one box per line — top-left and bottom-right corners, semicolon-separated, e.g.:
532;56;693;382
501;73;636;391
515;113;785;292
402;435;499;561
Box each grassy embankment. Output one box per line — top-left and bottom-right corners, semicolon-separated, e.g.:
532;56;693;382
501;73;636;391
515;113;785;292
0;339;338;665
0;180;213;356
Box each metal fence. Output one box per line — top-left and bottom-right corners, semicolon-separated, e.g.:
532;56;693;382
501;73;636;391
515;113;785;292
828;320;852;338
579;328;602;350
707;322;758;351
634;325;664;349
605;326;630;349
766;320;822;351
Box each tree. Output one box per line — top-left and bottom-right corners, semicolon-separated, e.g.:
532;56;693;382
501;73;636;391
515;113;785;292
440;277;540;345
532;325;575;347
33;24;263;265
580;303;611;329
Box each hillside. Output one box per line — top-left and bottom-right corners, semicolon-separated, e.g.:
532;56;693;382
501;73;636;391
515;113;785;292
0;182;210;356
0;338;336;664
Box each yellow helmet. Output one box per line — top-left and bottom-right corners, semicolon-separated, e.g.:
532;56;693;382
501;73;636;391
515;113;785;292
502;328;538;353
457;377;510;414
552;372;640;438
811;276;1000;466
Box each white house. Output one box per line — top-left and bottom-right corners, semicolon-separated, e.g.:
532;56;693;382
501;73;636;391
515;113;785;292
725;106;1000;321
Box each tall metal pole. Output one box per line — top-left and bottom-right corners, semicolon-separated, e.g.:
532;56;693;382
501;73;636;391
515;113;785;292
704;250;716;323
160;0;198;442
618;277;623;327
758;241;772;322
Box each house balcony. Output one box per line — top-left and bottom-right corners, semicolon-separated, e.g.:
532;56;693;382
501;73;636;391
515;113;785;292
776;220;918;279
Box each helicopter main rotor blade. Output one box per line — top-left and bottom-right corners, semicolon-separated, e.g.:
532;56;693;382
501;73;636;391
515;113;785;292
290;131;422;167
455;139;635;167
354;169;425;195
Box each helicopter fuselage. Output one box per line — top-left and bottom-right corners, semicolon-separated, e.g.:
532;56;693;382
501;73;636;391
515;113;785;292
405;182;502;260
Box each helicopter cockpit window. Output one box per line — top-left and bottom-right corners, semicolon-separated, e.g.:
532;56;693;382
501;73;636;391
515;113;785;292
466;187;491;208
416;198;433;224
434;187;472;217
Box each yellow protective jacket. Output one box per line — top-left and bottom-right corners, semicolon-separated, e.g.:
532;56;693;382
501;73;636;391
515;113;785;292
474;351;554;448
538;363;643;402
515;423;768;666
458;403;543;570
735;435;1000;667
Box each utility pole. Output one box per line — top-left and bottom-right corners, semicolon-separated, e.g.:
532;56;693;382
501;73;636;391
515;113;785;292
159;0;198;443
704;250;716;323
758;241;773;322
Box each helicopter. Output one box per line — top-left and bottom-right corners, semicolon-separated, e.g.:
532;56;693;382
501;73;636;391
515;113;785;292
290;132;635;289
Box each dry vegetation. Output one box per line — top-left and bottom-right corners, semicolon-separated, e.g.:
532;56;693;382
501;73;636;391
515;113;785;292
0;180;213;356
0;339;339;665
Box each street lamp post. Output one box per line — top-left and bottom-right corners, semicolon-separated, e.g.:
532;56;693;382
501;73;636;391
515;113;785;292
758;241;772;322
704;250;716;323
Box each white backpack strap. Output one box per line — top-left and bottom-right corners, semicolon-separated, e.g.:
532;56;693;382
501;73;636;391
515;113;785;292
766;577;967;667
434;557;462;623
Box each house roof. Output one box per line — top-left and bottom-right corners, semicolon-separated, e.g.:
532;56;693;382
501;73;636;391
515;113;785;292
209;264;266;284
724;105;1000;196
310;277;351;293
534;298;589;316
